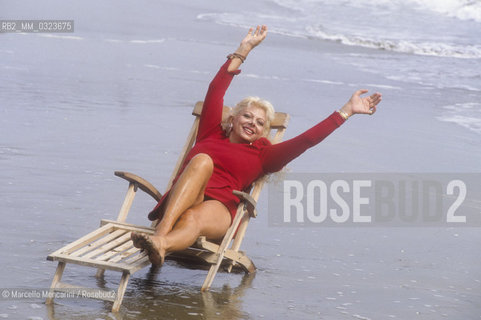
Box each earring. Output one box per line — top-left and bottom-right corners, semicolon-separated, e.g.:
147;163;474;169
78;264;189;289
226;122;233;136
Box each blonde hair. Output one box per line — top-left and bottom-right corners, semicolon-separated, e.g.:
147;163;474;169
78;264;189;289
223;96;275;137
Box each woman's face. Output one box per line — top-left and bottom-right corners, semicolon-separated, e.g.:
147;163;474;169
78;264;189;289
229;105;267;144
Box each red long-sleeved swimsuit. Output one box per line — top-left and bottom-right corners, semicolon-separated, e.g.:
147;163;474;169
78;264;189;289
149;59;345;221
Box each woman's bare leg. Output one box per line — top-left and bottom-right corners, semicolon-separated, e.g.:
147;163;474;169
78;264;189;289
132;153;230;266
134;200;231;265
161;200;231;252
155;153;214;236
132;202;231;266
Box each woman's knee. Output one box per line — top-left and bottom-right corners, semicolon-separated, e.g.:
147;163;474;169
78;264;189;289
177;209;199;229
189;153;214;174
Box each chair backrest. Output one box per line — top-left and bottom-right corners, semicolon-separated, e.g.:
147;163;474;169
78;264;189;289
166;101;290;195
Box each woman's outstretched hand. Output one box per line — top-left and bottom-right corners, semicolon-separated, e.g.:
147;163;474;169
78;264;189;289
228;25;268;72
340;90;382;118
240;25;268;51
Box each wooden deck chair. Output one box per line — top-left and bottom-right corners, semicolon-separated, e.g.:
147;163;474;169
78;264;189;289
46;101;289;311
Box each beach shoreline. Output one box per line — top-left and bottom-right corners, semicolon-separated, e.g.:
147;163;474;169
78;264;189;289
1;0;480;319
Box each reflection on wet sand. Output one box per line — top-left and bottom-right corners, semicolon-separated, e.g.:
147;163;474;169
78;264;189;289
46;265;256;319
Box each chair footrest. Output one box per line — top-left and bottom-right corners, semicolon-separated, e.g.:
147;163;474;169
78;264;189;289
47;222;152;274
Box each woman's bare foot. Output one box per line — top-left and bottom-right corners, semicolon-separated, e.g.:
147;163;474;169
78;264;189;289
131;232;166;266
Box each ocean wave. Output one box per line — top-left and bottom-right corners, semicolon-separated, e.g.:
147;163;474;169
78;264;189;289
198;10;481;59
196;12;308;39
274;0;481;23
306;25;481;59
197;13;252;28
437;102;481;134
410;0;481;23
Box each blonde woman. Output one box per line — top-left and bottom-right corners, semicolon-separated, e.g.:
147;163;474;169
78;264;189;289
132;25;382;266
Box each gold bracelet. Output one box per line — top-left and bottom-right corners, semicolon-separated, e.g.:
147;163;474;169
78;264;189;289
227;53;246;63
338;110;350;120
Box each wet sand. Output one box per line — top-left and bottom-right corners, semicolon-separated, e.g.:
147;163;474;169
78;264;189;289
1;0;481;319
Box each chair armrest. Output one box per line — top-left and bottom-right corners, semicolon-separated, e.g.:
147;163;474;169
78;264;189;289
114;171;162;202
233;190;257;218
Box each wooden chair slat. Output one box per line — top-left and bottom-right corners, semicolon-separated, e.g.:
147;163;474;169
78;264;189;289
69;229;126;257
82;232;131;260
107;246;140;263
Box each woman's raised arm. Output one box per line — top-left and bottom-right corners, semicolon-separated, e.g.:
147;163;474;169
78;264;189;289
260;90;383;173
227;25;268;72
339;90;382;118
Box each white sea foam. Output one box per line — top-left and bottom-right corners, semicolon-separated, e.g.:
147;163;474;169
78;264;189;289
352;314;372;320
144;64;160;69
105;38;122;43
243;73;289;81
410;0;481;22
437;102;481;135
198;10;481;58
144;64;180;72
304;78;345;86
37;34;83;40
129;39;165;44
365;83;402;90
197;12;315;39
105;38;165;44
306;25;481;59
275;0;481;23
197;13;248;28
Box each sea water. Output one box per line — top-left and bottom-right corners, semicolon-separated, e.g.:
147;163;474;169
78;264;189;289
1;0;480;319
199;0;481;135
